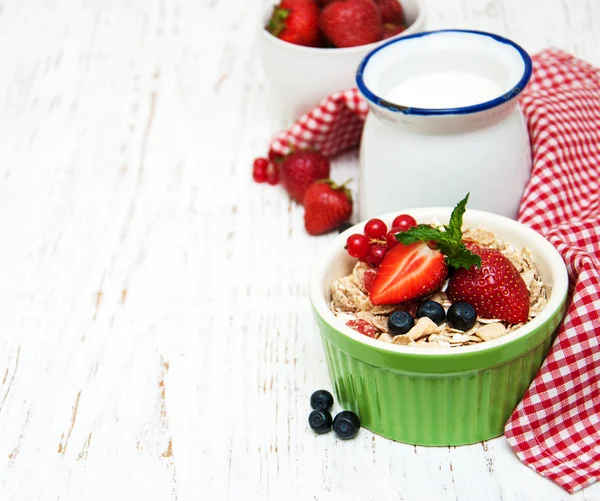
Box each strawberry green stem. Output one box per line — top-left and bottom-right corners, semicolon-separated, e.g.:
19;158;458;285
315;178;353;202
266;6;290;38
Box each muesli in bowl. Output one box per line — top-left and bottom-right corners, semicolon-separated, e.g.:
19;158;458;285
330;195;550;348
308;195;568;446
331;214;550;348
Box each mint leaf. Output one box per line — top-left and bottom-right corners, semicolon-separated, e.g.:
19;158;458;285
393;225;448;246
393;194;481;270
445;193;470;243
436;241;481;269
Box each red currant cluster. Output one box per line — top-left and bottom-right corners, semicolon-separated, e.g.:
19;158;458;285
252;157;280;185
345;214;417;267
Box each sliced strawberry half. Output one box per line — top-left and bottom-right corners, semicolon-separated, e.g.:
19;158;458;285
370;242;448;305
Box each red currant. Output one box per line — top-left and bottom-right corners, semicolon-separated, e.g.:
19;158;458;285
365;244;387;267
346;234;370;259
364;218;388;240
253;157;268;170
253;164;267;183
392;214;417;231
266;163;280;185
386;227;404;249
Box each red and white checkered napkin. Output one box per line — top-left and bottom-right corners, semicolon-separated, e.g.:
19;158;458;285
505;49;600;494
269;49;600;493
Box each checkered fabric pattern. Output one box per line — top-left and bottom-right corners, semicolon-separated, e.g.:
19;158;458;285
270;89;369;158
268;49;600;493
505;49;600;494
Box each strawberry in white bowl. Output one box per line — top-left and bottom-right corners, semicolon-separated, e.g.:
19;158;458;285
259;0;427;117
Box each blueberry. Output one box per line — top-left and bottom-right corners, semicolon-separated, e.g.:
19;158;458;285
388;311;414;334
447;302;477;331
333;410;361;440
310;389;334;411
337;222;354;233
416;300;446;325
309;409;333;434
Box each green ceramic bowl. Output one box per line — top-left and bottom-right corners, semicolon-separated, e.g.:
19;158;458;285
309;208;568;446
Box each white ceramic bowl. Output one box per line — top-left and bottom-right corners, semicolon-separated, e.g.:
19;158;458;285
259;0;427;118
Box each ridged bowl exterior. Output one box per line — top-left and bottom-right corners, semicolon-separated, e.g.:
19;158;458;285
314;301;565;446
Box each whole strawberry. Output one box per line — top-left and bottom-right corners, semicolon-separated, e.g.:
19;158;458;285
267;0;323;47
375;0;404;24
303;180;352;235
280;151;331;203
320;0;383;48
447;246;529;323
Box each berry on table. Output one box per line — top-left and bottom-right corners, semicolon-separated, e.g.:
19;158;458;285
446;302;477;331
388;310;414;334
365;244;387;267
253;157;268;170
309;409;333;434
391;214;417;231
346;234;370;259
252;157;268;183
333;410;361;439
364;218;388;240
266;163;280;185
280;150;331;203
303;180;353;235
310;389;334;411
416;300;446;325
253;169;267;183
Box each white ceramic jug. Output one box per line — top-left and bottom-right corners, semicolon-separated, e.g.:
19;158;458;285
356;30;532;220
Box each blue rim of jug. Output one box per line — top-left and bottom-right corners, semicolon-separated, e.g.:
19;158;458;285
355;29;533;116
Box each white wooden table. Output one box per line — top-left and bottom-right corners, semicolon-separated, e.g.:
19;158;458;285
0;1;598;499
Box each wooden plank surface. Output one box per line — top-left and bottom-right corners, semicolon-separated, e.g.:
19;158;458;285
0;0;598;499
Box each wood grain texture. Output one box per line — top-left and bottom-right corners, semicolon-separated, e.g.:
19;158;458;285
0;0;598;499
